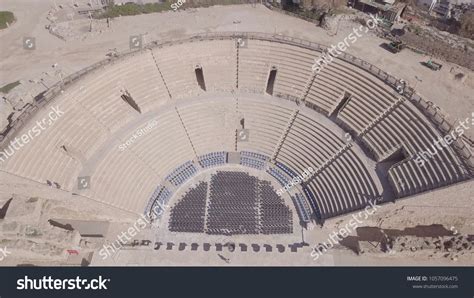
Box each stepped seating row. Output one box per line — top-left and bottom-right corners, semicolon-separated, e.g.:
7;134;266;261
65;67;135;133
300;55;470;198
305;148;379;219
266;167;290;187
0;102;142;207
68;51;169;133
178;101;236;155
81;144;160;213
228;42;403;133
115;51;171;113
0;101;84;190
125;111;195;178
0;50;173;190
3;35;469;221
388;153;469;198
189;40;236;92
0;50;174;191
239;150;270;170
302;186;323;220
277;112;346;174
238;41;270;93
317;59;398;121
240;156;266;170
275;161;298;178
361;102;469;197
0;79;135;189
237;98;293;157
165;161;198;186
240;151;270;161
238;41;316;99
147;186;172;218
291;193;311;223
152;43;204;99
153;40;235;98
305;76;341;115
198;152;227;168
304;54;399;116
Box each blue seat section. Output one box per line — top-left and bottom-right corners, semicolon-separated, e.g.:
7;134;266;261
302;186;322;221
145;185;172;218
240;151;269;161
266;167;290;187
240;156;266;169
239;151;269;170
276;161;298;178
198;152;227;168
165;161;198;186
292;193;311;222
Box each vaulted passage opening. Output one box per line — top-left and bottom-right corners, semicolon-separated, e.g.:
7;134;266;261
266;67;277;95
331;91;352;117
121;90;141;113
195;66;206;91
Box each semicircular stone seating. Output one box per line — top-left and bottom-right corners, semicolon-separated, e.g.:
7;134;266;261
0;33;472;224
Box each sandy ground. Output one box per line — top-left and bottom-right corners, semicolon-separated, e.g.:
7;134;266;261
0;170;138;221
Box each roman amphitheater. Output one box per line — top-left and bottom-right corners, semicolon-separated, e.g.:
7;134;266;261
0;1;473;266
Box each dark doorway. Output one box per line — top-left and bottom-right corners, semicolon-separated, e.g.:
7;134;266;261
266;67;277;95
195;66;206;91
